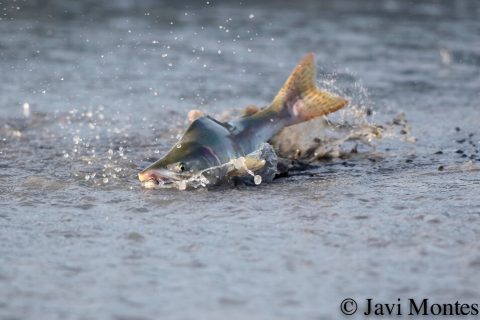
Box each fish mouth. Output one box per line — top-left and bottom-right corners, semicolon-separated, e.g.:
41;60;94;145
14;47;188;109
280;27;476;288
138;169;183;186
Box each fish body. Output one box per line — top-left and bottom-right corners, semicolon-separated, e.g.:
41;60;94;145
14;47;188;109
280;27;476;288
139;53;348;186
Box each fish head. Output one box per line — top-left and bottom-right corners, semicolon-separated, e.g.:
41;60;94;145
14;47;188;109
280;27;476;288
138;141;220;186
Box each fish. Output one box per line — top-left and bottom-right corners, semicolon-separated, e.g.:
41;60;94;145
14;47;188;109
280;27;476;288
138;53;348;188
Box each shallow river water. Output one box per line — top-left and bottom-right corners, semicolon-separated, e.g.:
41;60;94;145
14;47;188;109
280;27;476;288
1;1;480;319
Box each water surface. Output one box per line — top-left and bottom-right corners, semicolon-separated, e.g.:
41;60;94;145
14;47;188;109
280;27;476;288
1;1;480;319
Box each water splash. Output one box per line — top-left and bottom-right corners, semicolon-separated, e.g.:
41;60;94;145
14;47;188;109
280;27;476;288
3;76;414;192
270;76;415;163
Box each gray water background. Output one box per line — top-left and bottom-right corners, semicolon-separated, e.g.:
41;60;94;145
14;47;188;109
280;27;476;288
1;1;480;319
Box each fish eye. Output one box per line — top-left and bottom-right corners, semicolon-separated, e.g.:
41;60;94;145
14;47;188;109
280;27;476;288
177;162;186;172
166;162;188;173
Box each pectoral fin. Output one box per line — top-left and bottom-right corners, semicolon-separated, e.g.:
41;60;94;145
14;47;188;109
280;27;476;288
227;156;266;177
244;157;266;171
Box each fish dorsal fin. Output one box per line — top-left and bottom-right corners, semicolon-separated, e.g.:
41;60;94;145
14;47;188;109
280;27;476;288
270;53;348;123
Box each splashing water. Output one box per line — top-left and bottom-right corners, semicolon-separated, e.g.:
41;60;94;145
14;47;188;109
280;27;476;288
270;76;415;163
1;70;414;193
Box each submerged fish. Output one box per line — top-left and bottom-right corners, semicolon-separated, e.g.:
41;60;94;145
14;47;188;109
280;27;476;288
138;53;348;188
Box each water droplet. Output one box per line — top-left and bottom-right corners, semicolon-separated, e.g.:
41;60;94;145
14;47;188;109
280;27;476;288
22;102;30;117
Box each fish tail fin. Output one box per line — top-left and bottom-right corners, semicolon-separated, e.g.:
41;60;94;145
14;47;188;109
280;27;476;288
269;53;348;124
